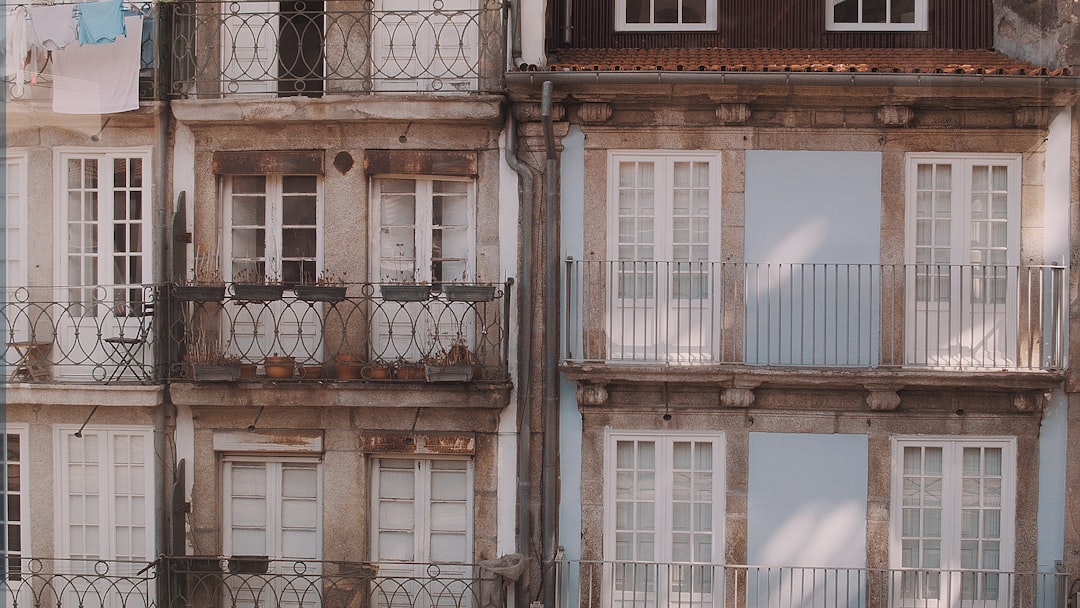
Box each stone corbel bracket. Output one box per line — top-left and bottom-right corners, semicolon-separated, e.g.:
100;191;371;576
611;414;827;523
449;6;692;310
512;102;566;123
722;378;760;408
877;105;914;127
864;384;902;411
1013;106;1051;128
578;102;613;124
1012;390;1050;413
716;103;751;125
577;382;609;406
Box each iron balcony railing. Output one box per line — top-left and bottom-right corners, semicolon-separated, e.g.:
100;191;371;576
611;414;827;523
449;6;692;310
564;261;1067;371
169;281;512;382
557;561;1072;608
3;558;157;608
169;0;506;98
0;281;511;384
1;285;162;384
2;557;515;608
4;2;166;102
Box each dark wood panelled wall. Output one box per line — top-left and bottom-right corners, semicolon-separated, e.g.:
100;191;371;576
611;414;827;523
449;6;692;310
548;0;992;50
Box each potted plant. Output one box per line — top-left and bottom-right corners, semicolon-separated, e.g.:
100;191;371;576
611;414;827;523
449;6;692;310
333;353;364;380
263;354;296;379
394;361;426;380
379;254;431;302
184;334;241;381
295;269;348;302
231;267;285;302
175;246;226;302
424;338;480;382
444;283;496;302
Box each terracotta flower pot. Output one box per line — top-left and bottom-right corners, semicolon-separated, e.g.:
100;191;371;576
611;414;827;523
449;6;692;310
264;356;295;379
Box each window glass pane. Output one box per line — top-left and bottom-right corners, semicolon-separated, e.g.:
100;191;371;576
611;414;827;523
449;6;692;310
683;0;706;22
892;0;914;22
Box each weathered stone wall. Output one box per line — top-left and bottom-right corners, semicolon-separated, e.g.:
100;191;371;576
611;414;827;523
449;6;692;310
995;0;1080;69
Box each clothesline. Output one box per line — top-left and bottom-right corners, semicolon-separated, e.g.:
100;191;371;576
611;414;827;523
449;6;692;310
5;0;148;114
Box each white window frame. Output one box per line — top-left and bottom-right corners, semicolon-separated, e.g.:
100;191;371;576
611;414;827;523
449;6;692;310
54;425;156;566
3;153;29;287
825;0;927;31
603;431;726;608
369;175;477;285
221;456;323;561
2;425;29;580
370;456;474;564
55;148;153;292
889;437;1017;608
606;151;722;362
615;0;717;31
221;173;324;285
903;153;1022;368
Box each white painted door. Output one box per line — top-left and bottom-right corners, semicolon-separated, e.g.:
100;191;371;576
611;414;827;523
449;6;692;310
608;155;720;362
371;458;473;608
57;151;152;380
371;177;475;363
221;1;280;95
906;156;1020;368
223;460;322;608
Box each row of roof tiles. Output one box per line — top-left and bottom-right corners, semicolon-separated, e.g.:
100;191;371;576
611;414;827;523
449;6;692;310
529;48;1071;76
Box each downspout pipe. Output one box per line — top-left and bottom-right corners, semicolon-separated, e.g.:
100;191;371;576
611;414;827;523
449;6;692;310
153;85;172;567
504;108;536;608
540;79;560;608
508;0;524;69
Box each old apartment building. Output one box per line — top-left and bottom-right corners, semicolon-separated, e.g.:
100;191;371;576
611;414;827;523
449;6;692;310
2;0;1079;607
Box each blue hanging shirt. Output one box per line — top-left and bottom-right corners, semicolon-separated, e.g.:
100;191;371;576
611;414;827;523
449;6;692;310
78;0;126;45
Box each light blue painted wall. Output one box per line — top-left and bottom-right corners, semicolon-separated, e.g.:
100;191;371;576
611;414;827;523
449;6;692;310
744;151;883;365
745;151;882;264
748;432;869;567
1035;107;1070;576
559;126;585;563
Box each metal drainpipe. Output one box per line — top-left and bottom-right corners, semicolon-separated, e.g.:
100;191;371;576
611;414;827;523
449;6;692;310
504;112;536;608
562;0;572;46
508;0;524;69
540;80;559;608
154;93;172;564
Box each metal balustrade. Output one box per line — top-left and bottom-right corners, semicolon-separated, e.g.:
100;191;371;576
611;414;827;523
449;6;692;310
557;561;1071;608
564;261;1067;371
3;558;157;608
0;281;512;384
2;557;513;608
169;0;506;97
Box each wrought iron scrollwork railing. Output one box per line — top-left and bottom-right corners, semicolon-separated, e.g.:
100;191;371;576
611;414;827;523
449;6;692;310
168;281;512;382
2;557;514;608
169;0;506;97
0;281;512;384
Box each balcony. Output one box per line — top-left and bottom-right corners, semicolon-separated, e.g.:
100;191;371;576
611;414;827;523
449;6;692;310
2;557;515;608
556;561;1072;608
4;1;166;104
169;0;505;98
564;261;1066;373
0;281;511;386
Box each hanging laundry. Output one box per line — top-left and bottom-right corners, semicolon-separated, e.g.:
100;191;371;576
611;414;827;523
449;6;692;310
27;3;78;51
5;6;30;86
78;0;126;45
52;15;142;114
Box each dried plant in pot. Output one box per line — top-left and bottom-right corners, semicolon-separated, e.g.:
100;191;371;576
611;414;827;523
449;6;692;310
184;334;241;381
231;268;285;302
175;246;226;302
424;338;480;382
295;269;348;302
